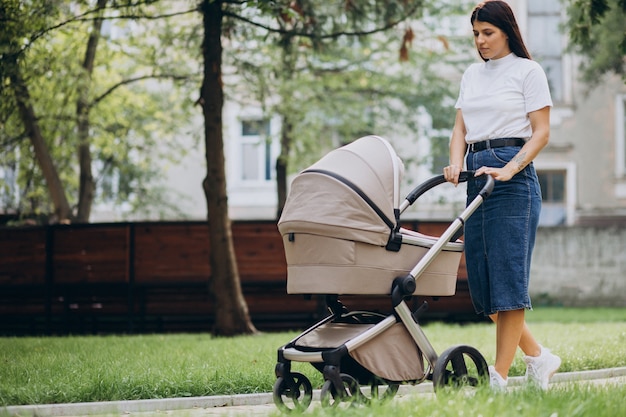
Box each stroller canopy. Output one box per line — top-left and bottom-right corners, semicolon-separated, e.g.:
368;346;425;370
278;135;403;247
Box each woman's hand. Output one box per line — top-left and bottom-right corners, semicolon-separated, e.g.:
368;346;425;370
443;164;462;186
475;165;516;181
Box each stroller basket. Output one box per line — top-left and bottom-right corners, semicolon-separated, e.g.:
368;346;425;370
294;319;424;382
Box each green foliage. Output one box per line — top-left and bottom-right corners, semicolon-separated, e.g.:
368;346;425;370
564;0;626;84
0;1;63;217
0;1;201;222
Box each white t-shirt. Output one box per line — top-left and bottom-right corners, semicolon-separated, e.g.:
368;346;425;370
455;53;553;144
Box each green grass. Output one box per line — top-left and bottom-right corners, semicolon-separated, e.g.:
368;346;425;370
298;383;626;417
0;308;625;408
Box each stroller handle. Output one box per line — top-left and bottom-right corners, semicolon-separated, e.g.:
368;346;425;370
392;172;495;300
403;170;495;207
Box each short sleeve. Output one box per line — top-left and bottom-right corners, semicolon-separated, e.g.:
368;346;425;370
523;63;553;113
454;69;469;109
454;85;464;109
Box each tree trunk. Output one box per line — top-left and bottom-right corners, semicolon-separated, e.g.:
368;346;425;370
275;34;296;219
10;66;72;223
200;0;257;336
76;0;107;223
275;118;292;219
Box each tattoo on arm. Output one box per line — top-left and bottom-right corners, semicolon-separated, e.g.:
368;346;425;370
512;152;528;172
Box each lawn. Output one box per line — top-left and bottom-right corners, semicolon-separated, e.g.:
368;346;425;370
0;307;625;408
300;382;626;417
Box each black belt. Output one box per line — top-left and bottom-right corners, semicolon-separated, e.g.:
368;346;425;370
468;138;526;153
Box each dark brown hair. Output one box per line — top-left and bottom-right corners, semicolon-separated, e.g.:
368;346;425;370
471;1;532;61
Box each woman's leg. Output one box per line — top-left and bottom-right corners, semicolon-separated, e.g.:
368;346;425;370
489;310;541;378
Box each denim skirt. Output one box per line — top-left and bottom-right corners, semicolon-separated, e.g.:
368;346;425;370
464;146;541;316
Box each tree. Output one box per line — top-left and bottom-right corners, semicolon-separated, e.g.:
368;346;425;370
199;0;257;336
0;1;73;222
564;0;626;84
76;0;108;222
0;1;199;223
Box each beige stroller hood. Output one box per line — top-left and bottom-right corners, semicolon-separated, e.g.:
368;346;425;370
278;135;402;247
278;135;462;296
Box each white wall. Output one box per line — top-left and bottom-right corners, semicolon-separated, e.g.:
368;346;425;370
530;226;626;307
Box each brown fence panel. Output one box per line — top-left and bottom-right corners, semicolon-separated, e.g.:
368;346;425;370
133;221;286;284
134;222;211;284
0;227;48;320
0;226;47;285
45;225;132;334
233;222;286;283
53;225;130;284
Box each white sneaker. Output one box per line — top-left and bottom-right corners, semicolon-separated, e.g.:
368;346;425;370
489;365;508;392
524;345;561;390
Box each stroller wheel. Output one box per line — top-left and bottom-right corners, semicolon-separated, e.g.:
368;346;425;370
432;345;489;392
320;373;361;408
273;372;313;413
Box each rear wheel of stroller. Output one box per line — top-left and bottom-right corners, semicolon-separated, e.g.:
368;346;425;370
320;373;362;408
432;345;488;392
273;372;313;413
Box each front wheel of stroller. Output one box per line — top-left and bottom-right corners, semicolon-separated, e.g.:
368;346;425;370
432;345;489;392
273;372;313;413
320;373;362;408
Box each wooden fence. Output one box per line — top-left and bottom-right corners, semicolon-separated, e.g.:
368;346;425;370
0;220;476;335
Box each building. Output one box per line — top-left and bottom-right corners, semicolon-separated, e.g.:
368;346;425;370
518;0;626;226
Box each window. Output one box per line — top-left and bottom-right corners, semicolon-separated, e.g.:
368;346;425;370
527;0;563;102
537;170;566;226
538;170;565;203
240;119;272;182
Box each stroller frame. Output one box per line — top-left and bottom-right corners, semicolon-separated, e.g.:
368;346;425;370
273;137;495;412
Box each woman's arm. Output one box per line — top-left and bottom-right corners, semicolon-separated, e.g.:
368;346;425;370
475;106;550;181
444;109;468;185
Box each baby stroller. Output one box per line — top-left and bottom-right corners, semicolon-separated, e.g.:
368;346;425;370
273;135;494;412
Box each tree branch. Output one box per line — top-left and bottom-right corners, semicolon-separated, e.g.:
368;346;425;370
26;3;198;53
223;3;421;39
92;73;197;106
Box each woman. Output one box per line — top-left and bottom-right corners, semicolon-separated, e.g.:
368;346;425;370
443;0;561;391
